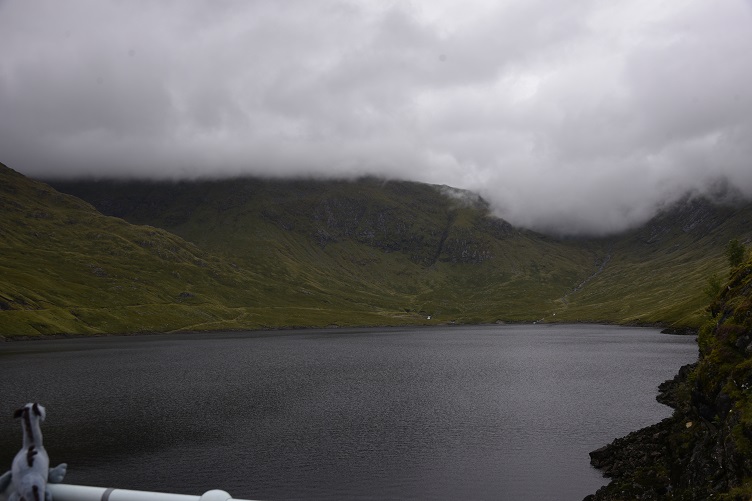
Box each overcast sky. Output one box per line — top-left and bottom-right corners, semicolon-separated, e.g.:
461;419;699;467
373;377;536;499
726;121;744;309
2;1;751;234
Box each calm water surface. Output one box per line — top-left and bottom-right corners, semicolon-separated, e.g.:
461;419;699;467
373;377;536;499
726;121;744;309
0;325;697;500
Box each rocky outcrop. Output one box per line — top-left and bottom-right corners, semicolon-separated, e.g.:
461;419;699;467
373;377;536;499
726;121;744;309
439;229;494;264
639;197;738;245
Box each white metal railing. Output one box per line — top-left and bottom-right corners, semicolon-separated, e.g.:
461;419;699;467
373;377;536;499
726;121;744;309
47;483;258;501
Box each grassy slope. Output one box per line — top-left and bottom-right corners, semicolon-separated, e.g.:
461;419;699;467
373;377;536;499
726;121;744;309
0;164;260;335
3;160;750;337
1;165;429;337
555;199;752;329
50;177;605;326
51;175;752;333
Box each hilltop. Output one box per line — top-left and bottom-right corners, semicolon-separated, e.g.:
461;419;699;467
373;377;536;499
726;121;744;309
1;159;751;337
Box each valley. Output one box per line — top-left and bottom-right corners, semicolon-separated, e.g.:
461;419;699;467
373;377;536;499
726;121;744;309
1;160;750;337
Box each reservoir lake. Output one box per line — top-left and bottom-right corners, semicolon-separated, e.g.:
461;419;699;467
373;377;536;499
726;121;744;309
0;324;697;500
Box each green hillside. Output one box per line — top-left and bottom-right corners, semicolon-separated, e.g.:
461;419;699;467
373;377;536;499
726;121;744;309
0;164;259;336
1;159;751;337
556;198;752;328
0;165;430;337
48;175;605;326
52;174;751;331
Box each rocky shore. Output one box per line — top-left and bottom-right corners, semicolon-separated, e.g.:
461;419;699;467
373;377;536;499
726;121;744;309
585;261;752;500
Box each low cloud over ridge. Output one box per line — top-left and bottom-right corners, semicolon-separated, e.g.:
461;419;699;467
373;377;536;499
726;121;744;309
1;0;751;235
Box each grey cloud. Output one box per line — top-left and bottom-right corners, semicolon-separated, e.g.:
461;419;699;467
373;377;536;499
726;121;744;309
1;0;751;234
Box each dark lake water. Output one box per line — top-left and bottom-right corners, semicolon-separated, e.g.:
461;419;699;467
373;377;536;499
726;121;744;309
0;324;697;500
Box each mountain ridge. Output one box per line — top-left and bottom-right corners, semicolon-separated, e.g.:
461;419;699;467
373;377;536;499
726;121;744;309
48;170;752;329
2;160;751;337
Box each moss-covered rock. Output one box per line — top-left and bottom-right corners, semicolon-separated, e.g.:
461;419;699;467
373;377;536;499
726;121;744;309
588;255;752;500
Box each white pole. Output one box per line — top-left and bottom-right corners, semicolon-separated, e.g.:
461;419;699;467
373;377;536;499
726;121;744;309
47;483;257;501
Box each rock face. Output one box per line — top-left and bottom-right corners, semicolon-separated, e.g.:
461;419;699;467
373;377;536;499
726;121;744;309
586;261;752;500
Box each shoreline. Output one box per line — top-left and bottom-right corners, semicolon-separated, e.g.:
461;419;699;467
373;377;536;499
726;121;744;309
0;319;697;342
